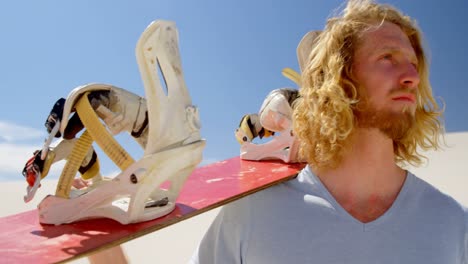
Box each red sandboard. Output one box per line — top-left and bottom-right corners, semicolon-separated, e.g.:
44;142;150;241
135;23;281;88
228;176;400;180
0;157;304;263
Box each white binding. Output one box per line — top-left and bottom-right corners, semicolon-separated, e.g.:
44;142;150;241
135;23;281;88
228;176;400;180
238;30;320;163
24;170;42;203
240;91;300;163
38;20;205;225
41;121;60;160
59;85;112;135
24;121;61;202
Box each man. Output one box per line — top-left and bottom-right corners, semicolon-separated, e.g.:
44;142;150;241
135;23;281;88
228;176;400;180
190;0;467;263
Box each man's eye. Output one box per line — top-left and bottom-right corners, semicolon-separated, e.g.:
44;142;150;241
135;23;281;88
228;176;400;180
381;54;392;60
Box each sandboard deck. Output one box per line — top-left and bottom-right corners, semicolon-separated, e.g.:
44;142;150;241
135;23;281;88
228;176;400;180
0;157;304;263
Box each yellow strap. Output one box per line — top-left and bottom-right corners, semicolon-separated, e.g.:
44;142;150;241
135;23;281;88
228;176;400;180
80;157;100;180
55;130;93;198
235;115;254;144
75;92;135;171
281;67;301;86
55;92;135;198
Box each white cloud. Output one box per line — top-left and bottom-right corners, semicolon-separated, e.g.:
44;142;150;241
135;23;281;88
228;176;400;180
0;142;41;175
0;121;45;142
0;121;62;180
0;142;65;179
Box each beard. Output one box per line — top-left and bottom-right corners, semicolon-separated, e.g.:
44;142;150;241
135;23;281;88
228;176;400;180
354;98;416;141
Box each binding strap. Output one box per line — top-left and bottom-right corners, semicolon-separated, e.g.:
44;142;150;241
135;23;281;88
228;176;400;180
75;92;135;170
55;92;135;198
281;68;301;86
55;131;93;198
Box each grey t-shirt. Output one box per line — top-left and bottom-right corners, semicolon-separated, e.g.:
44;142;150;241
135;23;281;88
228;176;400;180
190;166;468;264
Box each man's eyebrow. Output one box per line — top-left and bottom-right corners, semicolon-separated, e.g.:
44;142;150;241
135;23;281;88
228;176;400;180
374;46;418;63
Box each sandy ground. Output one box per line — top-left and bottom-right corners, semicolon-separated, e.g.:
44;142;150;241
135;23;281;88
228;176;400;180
1;132;467;263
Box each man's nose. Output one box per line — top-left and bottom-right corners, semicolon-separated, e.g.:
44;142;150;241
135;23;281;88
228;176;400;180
399;62;420;89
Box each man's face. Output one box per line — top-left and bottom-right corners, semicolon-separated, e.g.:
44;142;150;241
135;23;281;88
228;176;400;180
352;21;420;140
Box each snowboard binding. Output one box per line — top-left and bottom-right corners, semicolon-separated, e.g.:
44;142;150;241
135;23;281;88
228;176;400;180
235;30;321;163
235;88;301;163
23;20;205;225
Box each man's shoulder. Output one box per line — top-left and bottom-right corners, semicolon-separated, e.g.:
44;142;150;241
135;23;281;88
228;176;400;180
411;173;467;220
220;172;312;221
226;178;301;210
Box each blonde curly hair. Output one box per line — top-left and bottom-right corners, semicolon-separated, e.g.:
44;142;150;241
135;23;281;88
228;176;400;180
293;0;444;170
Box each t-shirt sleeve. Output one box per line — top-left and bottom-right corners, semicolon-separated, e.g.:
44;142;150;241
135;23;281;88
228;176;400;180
189;197;252;264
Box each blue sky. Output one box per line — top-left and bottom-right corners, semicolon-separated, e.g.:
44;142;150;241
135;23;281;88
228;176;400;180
0;0;467;181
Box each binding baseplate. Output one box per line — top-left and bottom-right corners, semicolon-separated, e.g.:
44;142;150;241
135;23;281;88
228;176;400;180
38;20;205;225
